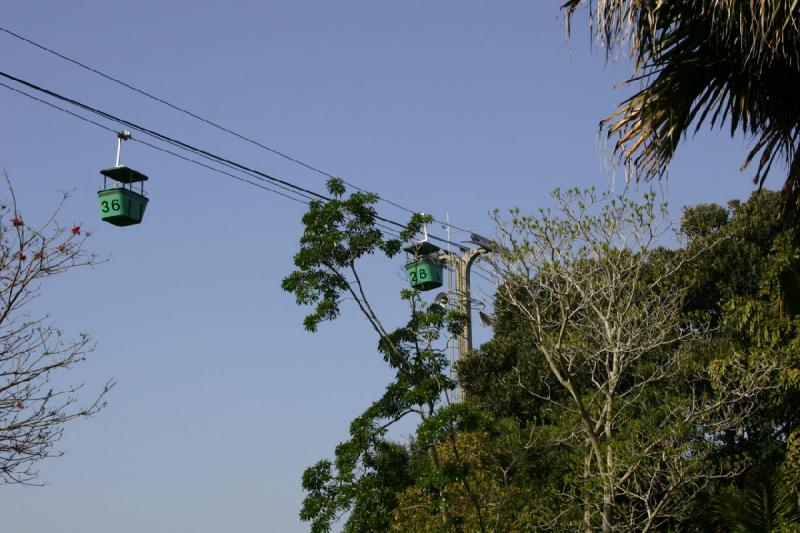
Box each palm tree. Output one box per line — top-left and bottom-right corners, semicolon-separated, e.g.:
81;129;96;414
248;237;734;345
562;1;800;222
713;468;800;532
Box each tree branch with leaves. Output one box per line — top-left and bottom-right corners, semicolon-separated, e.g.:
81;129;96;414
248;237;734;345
284;178;492;532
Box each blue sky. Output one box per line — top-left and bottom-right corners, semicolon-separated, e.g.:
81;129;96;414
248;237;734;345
0;2;781;532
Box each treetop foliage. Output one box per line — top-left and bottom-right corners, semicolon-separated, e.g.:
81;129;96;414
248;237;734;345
286;181;800;531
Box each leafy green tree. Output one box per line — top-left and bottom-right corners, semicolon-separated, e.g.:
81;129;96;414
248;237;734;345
284;179;490;532
480;188;776;531
562;1;800;221
677;190;800;530
459;189;800;531
285;179;800;531
713;467;800;533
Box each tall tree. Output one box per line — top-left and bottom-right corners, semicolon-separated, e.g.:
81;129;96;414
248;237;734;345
456;189;800;531
562;1;800;221
483;188;775;531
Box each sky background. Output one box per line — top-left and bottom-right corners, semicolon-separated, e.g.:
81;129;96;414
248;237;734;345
0;2;784;532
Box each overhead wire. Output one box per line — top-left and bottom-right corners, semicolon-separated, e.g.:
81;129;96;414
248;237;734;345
0;72;329;201
135;139;314;206
3;78;436;243
0;25;478;236
3;78;497;291
2;79;506;342
0;71;471;251
1;79;444;247
472;265;496;285
0;82;315;206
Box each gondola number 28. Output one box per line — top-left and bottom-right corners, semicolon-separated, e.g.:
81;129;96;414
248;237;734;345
408;269;429;283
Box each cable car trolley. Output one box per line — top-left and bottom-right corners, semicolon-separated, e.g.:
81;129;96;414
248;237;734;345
404;239;444;291
98;131;149;226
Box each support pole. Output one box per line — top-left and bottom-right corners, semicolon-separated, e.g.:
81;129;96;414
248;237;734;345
407;230;495;401
443;246;488;361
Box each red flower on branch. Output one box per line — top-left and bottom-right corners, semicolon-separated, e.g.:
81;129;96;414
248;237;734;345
15;401;24;410
18;253;26;261
33;252;44;260
11;217;23;227
71;225;81;235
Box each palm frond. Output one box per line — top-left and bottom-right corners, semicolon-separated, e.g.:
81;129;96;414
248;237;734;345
563;0;800;223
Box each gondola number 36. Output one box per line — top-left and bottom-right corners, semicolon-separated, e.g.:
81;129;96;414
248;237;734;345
100;199;121;213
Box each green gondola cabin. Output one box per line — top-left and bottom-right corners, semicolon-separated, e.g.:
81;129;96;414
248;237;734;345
404;241;444;291
98;166;149;226
98;131;149;226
